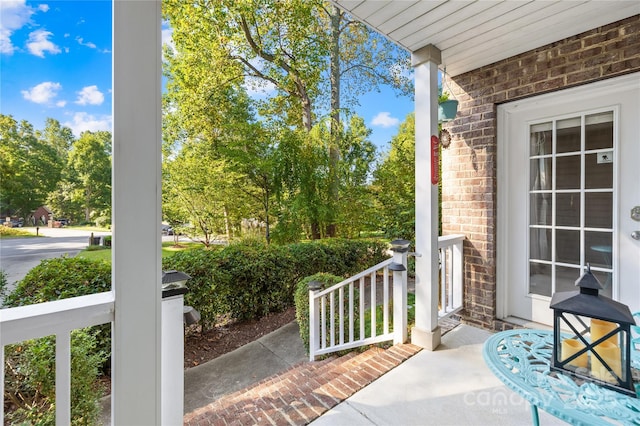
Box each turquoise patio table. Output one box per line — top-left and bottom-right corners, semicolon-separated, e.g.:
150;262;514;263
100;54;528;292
483;329;640;426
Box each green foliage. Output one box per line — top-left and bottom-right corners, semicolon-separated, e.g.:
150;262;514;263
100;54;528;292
372;113;416;240
66;131;112;224
294;273;344;351
4;257;111;306
163;238;389;328
0;224;34;238
0;268;7;302
3;329;107;426
0;114;64;219
3;257;112;374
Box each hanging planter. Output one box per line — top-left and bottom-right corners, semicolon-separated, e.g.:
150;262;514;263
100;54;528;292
438;99;458;123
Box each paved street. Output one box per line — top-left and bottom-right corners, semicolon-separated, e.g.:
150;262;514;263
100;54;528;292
0;227;111;297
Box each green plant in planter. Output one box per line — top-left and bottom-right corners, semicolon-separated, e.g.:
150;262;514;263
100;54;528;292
438;90;458;123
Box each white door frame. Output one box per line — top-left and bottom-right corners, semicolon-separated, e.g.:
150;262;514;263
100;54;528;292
497;72;640;323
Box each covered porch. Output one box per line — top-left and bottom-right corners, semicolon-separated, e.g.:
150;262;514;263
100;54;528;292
3;1;640;424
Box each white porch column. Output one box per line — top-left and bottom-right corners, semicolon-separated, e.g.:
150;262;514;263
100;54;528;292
112;1;163;424
411;45;442;351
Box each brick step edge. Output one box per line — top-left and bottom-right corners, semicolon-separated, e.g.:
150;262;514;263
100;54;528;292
184;343;421;425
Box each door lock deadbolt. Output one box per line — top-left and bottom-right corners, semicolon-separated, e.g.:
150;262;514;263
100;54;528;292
632;206;640;222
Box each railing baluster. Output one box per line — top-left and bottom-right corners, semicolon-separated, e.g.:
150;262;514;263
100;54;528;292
1;346;4;425
370;272;376;338
349;282;354;343
440;247;447;312
359;277;365;340
329;291;335;347
339;286;344;345
453;239;463;310
383;267;389;335
447;247;454;312
321;296;327;349
56;332;72;425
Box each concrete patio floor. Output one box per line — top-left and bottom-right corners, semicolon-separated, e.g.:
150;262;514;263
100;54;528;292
310;324;568;426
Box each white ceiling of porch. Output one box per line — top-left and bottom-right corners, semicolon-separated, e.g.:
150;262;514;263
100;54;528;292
332;1;640;76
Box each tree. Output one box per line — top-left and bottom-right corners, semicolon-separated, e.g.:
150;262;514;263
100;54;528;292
163;140;247;247
37;118;74;162
372;114;416;240
322;3;412;236
0;115;63;220
162;0;412;241
66;131;111;223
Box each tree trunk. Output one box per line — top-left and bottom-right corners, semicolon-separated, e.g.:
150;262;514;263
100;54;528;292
326;5;342;238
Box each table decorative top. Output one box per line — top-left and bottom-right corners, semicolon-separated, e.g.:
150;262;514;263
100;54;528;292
483;329;640;425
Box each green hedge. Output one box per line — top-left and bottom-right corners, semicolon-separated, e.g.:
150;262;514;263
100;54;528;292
293;273;345;351
3;330;107;426
163;238;389;328
2;258;112;425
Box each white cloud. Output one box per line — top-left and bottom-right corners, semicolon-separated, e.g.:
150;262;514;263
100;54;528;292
371;112;400;128
0;0;35;54
64;112;112;137
38;4;49;13
21;81;62;104
162;22;175;54
76;36;96;49
26;29;60;57
56;100;66;107
75;85;104;105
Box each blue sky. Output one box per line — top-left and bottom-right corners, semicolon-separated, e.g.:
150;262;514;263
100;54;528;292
1;0;414;150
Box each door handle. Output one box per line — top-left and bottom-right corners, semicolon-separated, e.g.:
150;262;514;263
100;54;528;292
632;231;640;240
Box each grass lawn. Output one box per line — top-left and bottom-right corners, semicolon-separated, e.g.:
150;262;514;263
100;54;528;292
77;241;203;262
0;226;38;239
364;292;416;336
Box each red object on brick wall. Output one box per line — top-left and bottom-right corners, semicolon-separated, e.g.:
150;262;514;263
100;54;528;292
431;135;439;185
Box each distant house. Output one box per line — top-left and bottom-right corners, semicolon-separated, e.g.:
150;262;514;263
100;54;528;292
33;206;53;226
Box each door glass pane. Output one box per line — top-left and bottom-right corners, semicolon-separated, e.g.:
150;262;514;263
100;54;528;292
530;158;552;190
556;229;580;264
556;155;580;189
585;153;613;189
592;270;613;297
556;193;580;227
556;265;581;292
527;109;615;301
586;112;613;150
530;123;552;156
530;263;552;297
586;232;613;269
557;117;581;153
530;228;552;261
585;192;612;228
530;194;552;225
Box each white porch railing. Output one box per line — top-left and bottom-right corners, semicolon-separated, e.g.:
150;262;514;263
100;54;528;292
438;234;465;317
0;292;115;425
309;235;464;361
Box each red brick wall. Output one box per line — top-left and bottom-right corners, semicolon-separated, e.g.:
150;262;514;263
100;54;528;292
441;15;640;330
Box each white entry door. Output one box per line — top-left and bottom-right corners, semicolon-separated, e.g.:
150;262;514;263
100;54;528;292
498;73;640;325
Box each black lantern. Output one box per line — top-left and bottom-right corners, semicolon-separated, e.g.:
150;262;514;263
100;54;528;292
550;265;636;397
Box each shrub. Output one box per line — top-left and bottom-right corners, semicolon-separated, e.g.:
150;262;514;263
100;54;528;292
0;269;8;302
163;238;390;329
3;329;107;425
0;225;33;238
3;257;112;373
294;273;345;352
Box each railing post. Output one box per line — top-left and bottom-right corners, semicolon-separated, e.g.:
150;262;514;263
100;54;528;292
390;240;410;344
1;344;4;425
308;280;323;361
453;239;463;310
